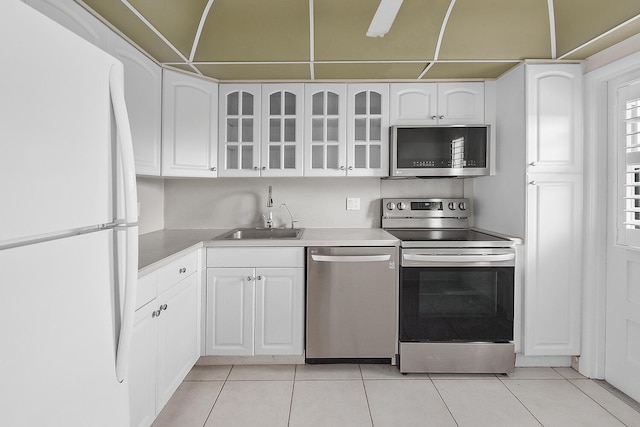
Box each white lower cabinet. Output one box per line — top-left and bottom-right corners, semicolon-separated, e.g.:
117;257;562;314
205;247;304;356
129;252;200;427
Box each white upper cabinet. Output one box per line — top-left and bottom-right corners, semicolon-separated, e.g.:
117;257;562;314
304;84;348;176
162;69;218;177
390;82;484;125
347;84;389;177
107;34;162;176
526;64;583;174
389;84;437;125
218;84;261;177
437;82;485;125
261;84;304;177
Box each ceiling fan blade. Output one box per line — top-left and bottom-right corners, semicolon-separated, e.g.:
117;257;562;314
366;0;404;38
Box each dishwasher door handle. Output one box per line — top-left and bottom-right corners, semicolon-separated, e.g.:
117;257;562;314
311;254;392;263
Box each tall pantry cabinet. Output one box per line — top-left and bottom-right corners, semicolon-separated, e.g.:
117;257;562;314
474;63;583;357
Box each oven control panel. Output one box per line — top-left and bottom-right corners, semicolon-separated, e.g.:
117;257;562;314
383;198;470;219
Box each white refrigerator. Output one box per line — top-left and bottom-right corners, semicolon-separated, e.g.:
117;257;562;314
0;1;138;426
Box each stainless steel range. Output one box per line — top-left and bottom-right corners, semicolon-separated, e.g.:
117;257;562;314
383;198;516;374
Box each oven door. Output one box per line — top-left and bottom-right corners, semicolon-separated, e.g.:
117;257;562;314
399;248;515;343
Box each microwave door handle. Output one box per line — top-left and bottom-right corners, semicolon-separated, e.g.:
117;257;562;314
403;253;515;263
311;254;391;263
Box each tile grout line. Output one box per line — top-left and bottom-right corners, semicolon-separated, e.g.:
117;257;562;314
565;377;635;426
287;364;299;427
594;379;640;415
359;365;375;427
200;365;232;427
428;376;461;427
496;374;546;426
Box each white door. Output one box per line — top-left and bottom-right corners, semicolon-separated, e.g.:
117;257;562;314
156;272;200;410
254;268;304;355
524;174;583;356
605;79;640;402
206;268;255;355
347;84;389;177
108;32;162;176
129;300;158;427
437;82;485;125
0;230;129;426
304;84;347;176
218;85;261;177
261;84;304;176
162;69;218;177
389;83;437;125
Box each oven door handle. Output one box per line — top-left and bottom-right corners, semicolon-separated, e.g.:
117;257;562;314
311;254;391;263
403;253;515;263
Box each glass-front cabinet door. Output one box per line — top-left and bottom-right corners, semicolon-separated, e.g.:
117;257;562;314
218;84;261;177
261;84;304;177
304;84;347;177
347;84;389;177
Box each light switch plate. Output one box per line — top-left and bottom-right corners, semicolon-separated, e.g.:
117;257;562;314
346;198;360;211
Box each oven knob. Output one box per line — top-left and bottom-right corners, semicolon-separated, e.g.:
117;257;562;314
448;202;456;210
386;202;396;210
397;202;408;210
458;202;467;211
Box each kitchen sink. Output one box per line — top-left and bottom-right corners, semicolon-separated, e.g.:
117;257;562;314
215;227;304;240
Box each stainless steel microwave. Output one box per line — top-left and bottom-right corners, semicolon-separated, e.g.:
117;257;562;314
390;125;490;177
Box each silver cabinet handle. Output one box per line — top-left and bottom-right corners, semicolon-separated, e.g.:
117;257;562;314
261;166;266;170
256;275;263;281
247;276;253;281
152;309;161;318
431;115;437;120
210;166;216;171
348;166;353;170
253;166;258;170
529;162;537;166
160;304;168;311
311;254;391;263
340;166;345;171
179;267;186;274
529;181;537;185
439;115;445;119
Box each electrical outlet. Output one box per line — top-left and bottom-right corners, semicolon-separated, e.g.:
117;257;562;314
346;198;360;211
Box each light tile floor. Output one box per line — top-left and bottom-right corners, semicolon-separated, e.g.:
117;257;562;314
152;365;640;427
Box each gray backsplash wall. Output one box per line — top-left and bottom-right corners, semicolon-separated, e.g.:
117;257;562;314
161;177;470;230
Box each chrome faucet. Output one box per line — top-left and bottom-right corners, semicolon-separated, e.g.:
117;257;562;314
280;203;298;229
265;186;274;228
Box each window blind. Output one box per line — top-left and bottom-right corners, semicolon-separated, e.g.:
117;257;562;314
621;84;640;247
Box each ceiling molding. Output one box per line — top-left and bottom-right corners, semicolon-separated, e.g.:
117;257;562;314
418;0;457;79
190;0;216;62
119;0;201;75
547;0;557;59
309;0;315;79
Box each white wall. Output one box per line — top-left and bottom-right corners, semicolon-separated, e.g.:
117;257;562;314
162;177;467;229
136;177;164;234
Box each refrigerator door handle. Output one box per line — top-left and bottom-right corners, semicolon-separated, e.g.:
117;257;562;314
109;62;138;225
110;63;139;383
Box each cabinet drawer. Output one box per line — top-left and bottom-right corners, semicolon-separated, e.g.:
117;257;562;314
136;271;158;310
157;251;199;295
207;247;304;268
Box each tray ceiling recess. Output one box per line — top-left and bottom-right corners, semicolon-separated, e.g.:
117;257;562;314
78;0;640;81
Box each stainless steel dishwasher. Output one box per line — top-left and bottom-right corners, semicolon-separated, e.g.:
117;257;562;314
306;246;397;363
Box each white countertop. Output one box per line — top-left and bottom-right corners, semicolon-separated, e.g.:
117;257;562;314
138;228;400;274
